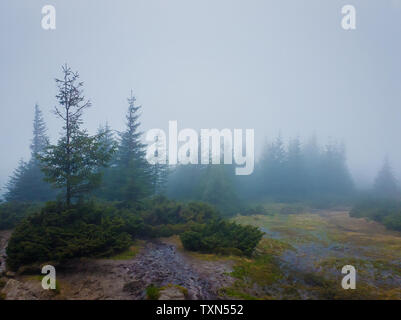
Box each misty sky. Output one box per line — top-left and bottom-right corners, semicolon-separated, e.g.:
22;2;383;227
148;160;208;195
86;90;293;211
1;0;401;195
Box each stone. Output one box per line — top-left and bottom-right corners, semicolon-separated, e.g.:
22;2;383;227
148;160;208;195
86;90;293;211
158;286;186;300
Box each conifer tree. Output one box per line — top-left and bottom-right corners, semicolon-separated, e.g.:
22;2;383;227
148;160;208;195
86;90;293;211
113;91;152;202
39;64;113;205
374;158;399;198
5;105;54;202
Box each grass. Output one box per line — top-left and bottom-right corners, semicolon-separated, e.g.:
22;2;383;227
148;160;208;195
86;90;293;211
163;207;401;300
146;284;160;300
227;206;401;299
106;240;144;260
232;213;329;244
219;237;287;299
246;201;310;216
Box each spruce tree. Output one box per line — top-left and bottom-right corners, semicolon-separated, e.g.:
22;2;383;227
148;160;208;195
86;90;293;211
39;64;113;205
5;160;28;202
374;158;399;198
31;104;49;159
5;105;54;202
113;91;152;202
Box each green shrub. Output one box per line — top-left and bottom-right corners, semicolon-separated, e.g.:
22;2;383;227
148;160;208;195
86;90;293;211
6;201;133;270
180;219;263;256
0;202;42;230
350;198;401;231
141;197;219;227
146;284;160;300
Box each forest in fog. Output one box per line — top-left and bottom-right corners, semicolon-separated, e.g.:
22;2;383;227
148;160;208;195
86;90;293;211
2;64;399;214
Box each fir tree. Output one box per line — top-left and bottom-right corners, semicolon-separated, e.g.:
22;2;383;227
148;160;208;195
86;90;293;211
5;105;54;202
374;158;399;198
113;91;152;202
39;64;113;205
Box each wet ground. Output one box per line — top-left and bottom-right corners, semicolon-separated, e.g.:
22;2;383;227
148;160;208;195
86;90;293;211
233;209;401;298
0;238;233;300
2;209;401;299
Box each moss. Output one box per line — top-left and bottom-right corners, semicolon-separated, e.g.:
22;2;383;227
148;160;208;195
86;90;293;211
220;285;259;300
146;284;160;300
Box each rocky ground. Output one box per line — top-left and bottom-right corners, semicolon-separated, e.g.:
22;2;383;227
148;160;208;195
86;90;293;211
2;209;401;300
0;237;234;300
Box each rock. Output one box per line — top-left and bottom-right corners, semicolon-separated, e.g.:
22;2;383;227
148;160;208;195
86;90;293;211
158;286;186;300
1;278;57;300
123;279;146;295
1;279;37;300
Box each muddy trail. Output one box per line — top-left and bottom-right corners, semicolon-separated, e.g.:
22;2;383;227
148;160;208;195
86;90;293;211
1;238;232;300
122;241;216;299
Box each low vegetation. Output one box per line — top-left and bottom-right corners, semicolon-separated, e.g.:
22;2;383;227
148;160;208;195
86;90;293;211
180;220;263;256
6;198;263;271
0;202;42;230
350;198;401;231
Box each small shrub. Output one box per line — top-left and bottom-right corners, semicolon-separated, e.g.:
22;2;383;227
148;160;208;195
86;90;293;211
180;219;263;256
0;202;42;230
146;284;160;300
350;199;401;231
6;201;133;270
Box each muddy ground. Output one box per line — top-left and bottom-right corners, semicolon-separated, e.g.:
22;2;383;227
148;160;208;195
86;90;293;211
2;209;401;300
0;237;234;300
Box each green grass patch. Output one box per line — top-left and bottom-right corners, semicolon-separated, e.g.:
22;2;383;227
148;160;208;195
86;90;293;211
146;284;160;300
106;241;144;260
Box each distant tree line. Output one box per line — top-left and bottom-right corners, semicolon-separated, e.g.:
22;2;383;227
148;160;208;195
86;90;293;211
3;65;400;214
1;63;401;271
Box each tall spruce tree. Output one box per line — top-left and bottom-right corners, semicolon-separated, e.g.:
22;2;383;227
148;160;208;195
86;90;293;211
5;105;55;202
39;64;113;205
113;91;152;202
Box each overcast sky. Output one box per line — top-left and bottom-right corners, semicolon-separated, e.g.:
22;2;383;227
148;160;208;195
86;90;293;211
1;0;401;195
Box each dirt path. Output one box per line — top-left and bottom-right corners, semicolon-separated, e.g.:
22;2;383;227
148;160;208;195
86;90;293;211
1;238;233;300
123;241;216;299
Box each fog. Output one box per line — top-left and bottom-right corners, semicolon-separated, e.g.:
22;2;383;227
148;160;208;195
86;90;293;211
1;0;401;195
